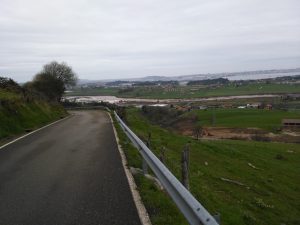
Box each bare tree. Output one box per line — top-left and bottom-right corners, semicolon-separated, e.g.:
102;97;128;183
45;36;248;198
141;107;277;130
193;123;203;140
42;61;77;87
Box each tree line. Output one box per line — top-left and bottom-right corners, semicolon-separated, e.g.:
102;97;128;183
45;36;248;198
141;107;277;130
186;78;229;86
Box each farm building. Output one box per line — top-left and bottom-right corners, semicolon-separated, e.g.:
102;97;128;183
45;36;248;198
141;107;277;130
247;103;262;109
282;119;300;128
265;104;273;110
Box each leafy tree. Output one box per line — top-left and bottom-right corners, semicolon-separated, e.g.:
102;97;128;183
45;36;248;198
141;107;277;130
32;61;77;101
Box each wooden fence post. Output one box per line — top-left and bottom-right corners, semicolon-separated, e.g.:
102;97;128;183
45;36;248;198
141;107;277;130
159;146;166;164
181;144;190;190
143;132;151;175
212;108;216;126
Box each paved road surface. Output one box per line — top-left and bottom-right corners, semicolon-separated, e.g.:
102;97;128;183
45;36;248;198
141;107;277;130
0;110;141;225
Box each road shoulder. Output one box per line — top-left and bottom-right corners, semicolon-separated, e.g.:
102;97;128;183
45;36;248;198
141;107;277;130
107;112;152;225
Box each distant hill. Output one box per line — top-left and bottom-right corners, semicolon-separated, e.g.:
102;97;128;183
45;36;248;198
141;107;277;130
77;68;300;85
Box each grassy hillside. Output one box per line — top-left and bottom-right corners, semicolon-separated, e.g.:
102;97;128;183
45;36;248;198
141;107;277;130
0;89;67;141
115;108;300;225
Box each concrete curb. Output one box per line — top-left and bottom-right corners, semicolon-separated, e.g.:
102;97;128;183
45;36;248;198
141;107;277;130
107;112;152;225
0;115;72;150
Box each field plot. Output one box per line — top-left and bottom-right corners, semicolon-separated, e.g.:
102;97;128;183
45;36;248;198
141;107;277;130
116;108;300;225
141;106;300;142
184;108;300;130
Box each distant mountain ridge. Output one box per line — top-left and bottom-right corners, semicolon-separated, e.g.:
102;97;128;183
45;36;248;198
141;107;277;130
78;68;300;85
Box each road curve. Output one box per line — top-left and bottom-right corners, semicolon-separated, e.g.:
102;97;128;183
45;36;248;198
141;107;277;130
0;110;141;225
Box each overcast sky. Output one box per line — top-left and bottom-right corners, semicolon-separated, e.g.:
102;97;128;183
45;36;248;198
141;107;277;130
1;0;300;82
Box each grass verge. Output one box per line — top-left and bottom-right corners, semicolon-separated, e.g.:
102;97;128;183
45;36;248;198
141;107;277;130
111;112;189;225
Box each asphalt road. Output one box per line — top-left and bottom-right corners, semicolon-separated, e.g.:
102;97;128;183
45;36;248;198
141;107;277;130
0;110;141;225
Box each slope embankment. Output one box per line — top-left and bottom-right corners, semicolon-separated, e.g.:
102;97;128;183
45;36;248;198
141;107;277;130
0;89;67;141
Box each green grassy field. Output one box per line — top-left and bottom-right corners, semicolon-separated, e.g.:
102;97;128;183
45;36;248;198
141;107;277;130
0;90;67;141
114;108;300;225
184;108;300;131
67;83;300;99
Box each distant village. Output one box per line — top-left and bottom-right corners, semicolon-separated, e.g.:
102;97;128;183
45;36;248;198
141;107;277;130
77;74;300;89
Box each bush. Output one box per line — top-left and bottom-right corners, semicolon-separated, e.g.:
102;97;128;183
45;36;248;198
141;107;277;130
0;77;23;93
141;105;183;126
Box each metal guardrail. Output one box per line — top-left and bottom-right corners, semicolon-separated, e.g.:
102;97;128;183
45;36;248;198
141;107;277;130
114;111;219;225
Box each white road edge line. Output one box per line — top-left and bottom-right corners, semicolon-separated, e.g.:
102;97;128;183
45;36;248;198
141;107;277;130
0;115;72;150
107;112;152;225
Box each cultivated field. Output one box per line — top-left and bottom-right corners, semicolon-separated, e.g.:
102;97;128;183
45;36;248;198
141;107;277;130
185;108;300;130
141;107;300;142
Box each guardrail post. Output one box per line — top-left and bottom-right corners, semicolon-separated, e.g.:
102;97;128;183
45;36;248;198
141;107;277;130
142;159;148;175
181;144;190;190
213;213;221;224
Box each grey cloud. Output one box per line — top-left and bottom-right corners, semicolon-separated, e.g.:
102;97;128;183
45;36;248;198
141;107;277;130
0;0;299;82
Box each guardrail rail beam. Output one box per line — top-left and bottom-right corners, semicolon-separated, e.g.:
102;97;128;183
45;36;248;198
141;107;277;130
114;111;219;225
